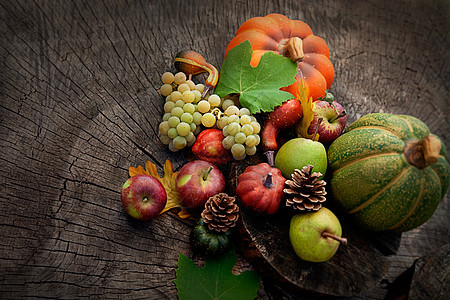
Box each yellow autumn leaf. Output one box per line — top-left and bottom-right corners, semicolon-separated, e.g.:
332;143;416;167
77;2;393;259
295;79;319;141
128;160;193;219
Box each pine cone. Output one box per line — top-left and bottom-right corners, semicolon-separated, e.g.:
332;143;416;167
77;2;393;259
201;193;240;233
284;165;327;211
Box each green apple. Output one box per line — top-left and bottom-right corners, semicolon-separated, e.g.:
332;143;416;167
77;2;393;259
274;138;327;179
289;207;347;262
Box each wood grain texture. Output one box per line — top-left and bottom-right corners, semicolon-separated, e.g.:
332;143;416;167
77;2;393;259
1;0;448;299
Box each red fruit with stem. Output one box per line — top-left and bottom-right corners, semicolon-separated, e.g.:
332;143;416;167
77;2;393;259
261;99;303;165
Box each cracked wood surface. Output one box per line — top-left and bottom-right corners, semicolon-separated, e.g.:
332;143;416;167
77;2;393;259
1;0;449;299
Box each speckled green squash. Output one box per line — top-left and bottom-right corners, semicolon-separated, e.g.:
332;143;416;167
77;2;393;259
327;113;450;232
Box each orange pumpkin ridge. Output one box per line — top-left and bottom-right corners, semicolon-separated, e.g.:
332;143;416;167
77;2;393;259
225;13;334;100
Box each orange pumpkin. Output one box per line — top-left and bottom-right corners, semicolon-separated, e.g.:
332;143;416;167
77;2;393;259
225;13;334;100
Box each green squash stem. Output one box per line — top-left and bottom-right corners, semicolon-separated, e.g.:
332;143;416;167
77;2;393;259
404;135;441;169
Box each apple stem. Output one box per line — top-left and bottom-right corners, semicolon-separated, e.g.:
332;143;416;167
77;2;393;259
322;231;348;245
203;166;213;181
328;110;347;123
263;172;273;189
311;118;323;141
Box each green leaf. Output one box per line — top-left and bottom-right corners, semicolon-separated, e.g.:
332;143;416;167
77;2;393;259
173;249;260;300
215;40;298;114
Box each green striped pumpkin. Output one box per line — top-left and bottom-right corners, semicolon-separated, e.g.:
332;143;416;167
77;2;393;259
327;113;450;232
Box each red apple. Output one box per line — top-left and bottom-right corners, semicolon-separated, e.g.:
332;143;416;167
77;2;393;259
308;100;347;144
192;129;232;165
176;160;225;210
120;174;167;221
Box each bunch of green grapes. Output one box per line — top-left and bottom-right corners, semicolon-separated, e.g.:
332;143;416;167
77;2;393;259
217;105;261;160
158;71;205;152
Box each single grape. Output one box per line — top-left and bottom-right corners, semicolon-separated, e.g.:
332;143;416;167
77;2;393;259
250;121;261;134
234;132;247;144
239;107;251;116
175;99;185;108
192;112;202;126
208;94;221;107
240;115;252;125
225;105;239;116
241;124;254;136
182;90;195;103
174;72;186;85
168;140;179;152
222;99;235;111
197;100;211;114
194;126;202;135
171;106;184;118
187;136;196;147
192;90;202;103
161;72;174;84
245;146;257;156
201;113;216;127
160;84;173;96
222;125;229;137
168;116;180;128
177;83;190;94
251;116;257;122
245;135;257;147
231;143;245;157
176;122;191;137
164;101;175;113
222;135;235;150
180;112;193;124
217;116;228;129
162;112;171;121
159;121;170;135
195;83;205;93
185;80;195;90
173;136;187;149
233;153;246;161
185;131;195;143
253;134;261;145
171;91;182;102
227;122;241;136
190;123;196;132
160;134;171;145
165;94;172;102
227;115;240;124
183;103;195;115
167;128;178;139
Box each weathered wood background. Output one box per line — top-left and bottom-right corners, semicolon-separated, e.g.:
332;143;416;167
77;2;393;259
1;0;449;299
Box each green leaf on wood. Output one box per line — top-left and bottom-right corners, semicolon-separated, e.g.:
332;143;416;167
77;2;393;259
214;40;298;114
173;249;260;300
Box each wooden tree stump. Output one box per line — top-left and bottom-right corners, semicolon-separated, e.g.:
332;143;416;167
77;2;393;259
1;0;448;299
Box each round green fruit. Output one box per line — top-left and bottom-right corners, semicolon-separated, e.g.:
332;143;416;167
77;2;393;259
328;113;450;232
289;207;346;263
190;219;232;257
275;138;327;179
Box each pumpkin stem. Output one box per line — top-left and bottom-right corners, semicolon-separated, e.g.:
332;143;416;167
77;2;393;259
311;118;323;141
322;231;348;245
264;150;275;167
279;37;304;62
263;172;273;189
404;135;441;169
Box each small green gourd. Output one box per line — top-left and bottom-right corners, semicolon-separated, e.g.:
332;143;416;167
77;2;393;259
190;219;232;257
327;113;450;232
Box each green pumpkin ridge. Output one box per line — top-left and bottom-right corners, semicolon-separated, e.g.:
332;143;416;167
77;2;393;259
328;113;449;232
